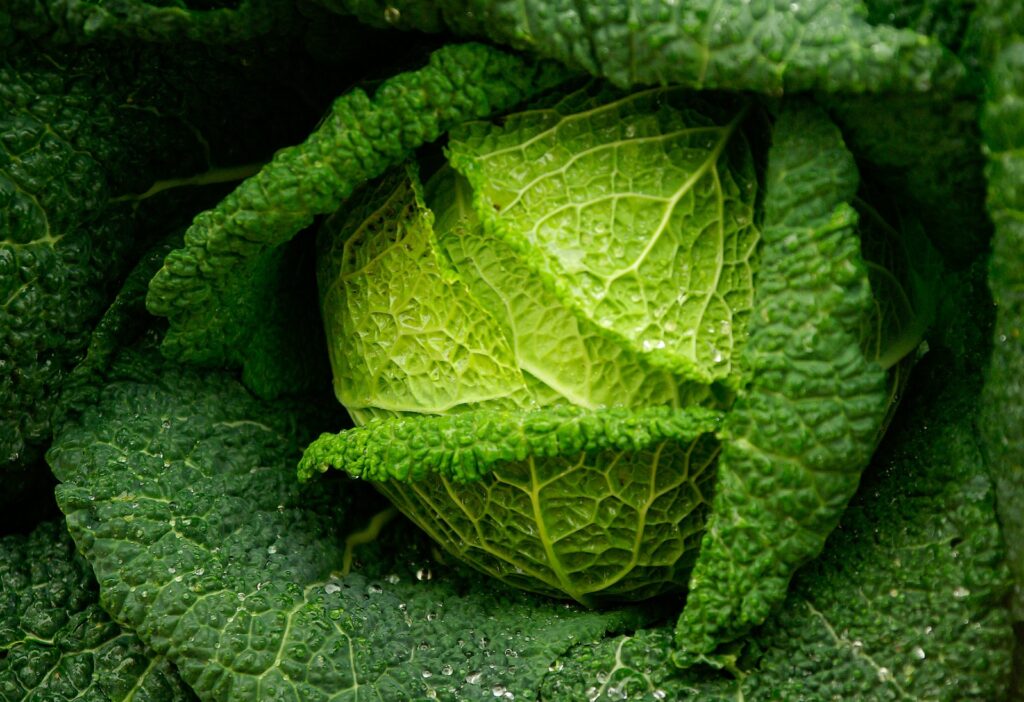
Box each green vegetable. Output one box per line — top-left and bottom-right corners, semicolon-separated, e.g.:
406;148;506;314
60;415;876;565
0;1;1014;699
0;0;295;47
307;83;924;657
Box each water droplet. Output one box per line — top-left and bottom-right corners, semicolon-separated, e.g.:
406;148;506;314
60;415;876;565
325;583;341;595
422;670;433;678
385;573;400;584
466;671;483;685
912;646;926;660
384;5;400;23
877;667;892;682
491;685;507;697
267;545;277;554
441;664;453;676
417;568;433;581
953;586;970;599
653;691;667;700
624;125;636;138
368;584;383;595
789;2;799;11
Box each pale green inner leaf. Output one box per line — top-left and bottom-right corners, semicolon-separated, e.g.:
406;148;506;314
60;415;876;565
447;85;759;385
427;167;709;411
317;168;531;418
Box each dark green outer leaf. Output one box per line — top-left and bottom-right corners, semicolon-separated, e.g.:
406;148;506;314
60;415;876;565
326;0;964;94
673;101;888;665
975;8;1024;697
0;38;338;495
0;520;198;702
0;46;209;489
146;43;572;399
980;40;1024;622
49;347;655;701
540;355;1014;701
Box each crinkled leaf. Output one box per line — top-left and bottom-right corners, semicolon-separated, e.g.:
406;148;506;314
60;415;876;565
49;347;656;702
447;84;759;385
326;0;964;94
674;101;888;665
0;520;197;702
300;404;722;483
0;41;322;496
427;167;701;410
0;0;297;48
317;166;532;421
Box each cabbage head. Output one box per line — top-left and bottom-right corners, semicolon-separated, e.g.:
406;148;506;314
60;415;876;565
300;85;932;629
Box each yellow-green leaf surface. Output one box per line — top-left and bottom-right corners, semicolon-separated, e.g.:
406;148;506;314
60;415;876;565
540;357;1014;700
317;167;531;422
448;84;759;384
427;168;699;410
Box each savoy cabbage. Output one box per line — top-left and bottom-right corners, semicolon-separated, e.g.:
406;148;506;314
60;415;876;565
0;1;1021;700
